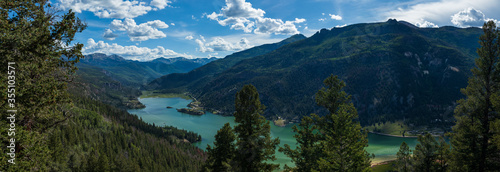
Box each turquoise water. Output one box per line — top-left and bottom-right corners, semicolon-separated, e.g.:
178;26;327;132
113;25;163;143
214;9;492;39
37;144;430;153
128;97;419;166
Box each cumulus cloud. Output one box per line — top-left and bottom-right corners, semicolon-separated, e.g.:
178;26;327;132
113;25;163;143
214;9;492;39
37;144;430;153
329;14;342;20
195;39;213;53
254;17;304;35
207;0;305;35
102;29;119;40
415;19;439;28
57;0;171;19
194;36;252;52
109;18;168;41
384;0;500;28
221;0;265;18
84;38;191;61
150;0;171;10
185;35;194;40
451;7;495;27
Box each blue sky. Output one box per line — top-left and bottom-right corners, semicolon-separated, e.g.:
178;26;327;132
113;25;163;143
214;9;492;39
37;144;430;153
53;0;500;61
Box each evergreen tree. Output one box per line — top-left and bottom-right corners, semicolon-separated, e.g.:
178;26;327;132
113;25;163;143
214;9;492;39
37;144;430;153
0;0;85;170
396;141;412;172
449;20;500;172
413;133;438;172
315;75;372;172
436;137;450;172
281;75;371;172
279;115;321;172
233;85;280;172
204;123;236;172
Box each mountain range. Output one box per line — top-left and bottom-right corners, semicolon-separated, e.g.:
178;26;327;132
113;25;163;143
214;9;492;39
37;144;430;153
78;53;217;87
146;19;483;127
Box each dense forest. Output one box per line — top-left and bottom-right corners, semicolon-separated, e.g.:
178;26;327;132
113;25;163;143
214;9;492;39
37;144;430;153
1;0;499;171
0;1;205;171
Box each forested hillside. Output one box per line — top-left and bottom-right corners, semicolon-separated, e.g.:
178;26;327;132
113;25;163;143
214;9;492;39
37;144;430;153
47;94;205;171
79;53;216;87
146;34;306;93
150;19;483;128
0;2;206;171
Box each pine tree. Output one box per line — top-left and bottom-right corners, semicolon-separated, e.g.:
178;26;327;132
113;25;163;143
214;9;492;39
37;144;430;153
0;0;85;170
279;115;321;172
413;133;438;172
396;141;412;172
449;20;500;171
436;137;450;172
281;75;372;172
204;123;236;172
233;85;280;172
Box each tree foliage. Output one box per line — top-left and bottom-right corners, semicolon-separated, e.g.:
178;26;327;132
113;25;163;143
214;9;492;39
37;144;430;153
396;141;412;172
280;75;372;172
203;123;236;172
449;20;500;172
413;133;439;172
0;0;85;170
233;84;280;172
314;75;372;172
279;115;321;172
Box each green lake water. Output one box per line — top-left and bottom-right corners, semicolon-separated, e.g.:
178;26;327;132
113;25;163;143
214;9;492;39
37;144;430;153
128;97;419;167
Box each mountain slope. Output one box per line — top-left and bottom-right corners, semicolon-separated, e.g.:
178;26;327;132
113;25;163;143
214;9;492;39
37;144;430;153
146;34;307;92
78;53;217;87
168;20;483;127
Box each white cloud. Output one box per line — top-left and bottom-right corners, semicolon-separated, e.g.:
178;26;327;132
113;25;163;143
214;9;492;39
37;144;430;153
415;19;439;28
195;39;213;53
207;0;304;35
335;24;347;28
329;14;342;20
170;23;175;26
110;18;168;41
150;0;171;10
384;0;500;28
319;18;326;21
102;29;119;40
451;7;495;28
254;17;302;35
221;0;265;18
194;36;252;52
185;35;194;40
84;38;191;61
294;18;306;23
57;0;170;19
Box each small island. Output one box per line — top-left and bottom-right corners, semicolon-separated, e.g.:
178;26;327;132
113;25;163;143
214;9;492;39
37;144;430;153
166;106;173;109
176;108;205;116
273;117;286;127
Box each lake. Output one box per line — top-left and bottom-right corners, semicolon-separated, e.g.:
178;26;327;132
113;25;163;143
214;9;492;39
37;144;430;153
128;97;419;167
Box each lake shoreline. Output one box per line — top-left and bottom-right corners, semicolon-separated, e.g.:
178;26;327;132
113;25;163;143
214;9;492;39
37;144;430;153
369;131;419;138
130;97;421;169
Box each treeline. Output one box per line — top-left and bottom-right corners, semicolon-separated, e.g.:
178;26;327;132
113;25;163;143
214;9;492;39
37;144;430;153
46;95;206;171
71;95;201;143
396;134;450;172
203;75;373;172
0;2;206;171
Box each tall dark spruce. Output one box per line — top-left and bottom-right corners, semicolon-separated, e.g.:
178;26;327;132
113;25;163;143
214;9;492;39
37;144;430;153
203;123;236;172
449;20;500;171
280;75;372;171
232;85;280;172
0;0;86;170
